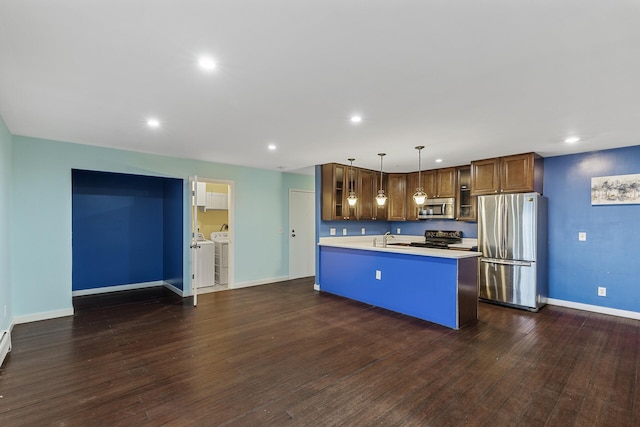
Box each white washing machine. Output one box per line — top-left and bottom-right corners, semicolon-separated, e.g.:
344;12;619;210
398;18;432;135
194;235;215;288
210;232;229;285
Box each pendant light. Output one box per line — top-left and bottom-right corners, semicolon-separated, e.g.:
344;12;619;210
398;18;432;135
346;158;358;206
413;145;427;206
375;153;387;206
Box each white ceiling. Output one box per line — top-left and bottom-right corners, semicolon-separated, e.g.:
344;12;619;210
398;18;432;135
1;1;639;175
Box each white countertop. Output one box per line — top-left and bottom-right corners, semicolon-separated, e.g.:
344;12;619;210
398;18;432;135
318;235;481;259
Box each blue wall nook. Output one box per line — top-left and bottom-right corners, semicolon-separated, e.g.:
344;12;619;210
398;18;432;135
71;169;183;293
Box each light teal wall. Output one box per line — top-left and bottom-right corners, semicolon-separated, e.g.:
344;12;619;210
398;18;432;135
11;135;313;319
0;116;12;331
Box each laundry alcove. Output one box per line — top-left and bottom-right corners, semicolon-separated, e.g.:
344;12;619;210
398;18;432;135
71;169;183;296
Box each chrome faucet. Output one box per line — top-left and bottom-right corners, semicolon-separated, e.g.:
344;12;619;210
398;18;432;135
383;231;395;247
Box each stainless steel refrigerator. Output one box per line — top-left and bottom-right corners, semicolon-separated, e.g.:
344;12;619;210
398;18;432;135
477;193;548;311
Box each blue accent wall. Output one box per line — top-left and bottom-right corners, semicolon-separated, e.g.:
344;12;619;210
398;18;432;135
389;220;477;238
544;146;640;311
163;179;184;290
72;170;183;291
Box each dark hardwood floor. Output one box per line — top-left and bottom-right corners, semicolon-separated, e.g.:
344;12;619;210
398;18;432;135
1;278;638;426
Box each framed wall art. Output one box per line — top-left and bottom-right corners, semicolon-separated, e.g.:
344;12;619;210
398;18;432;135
591;173;640;205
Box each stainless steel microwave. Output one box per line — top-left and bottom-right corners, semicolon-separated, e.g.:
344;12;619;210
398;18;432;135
417;197;455;220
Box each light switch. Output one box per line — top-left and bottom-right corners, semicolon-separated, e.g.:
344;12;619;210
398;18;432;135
330;228;336;236
578;232;586;241
375;270;381;280
342;228;347;236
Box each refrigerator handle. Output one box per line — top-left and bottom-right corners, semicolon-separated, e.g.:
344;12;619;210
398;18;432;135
503;198;508;259
481;258;532;267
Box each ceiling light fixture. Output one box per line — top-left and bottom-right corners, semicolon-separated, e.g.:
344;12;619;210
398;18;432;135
413;146;427;206
347;158;358;207
147;118;160;128
564;136;580;144
268;144;277;150
435;158;443;163
375;153;387;207
198;56;217;71
350;115;362;123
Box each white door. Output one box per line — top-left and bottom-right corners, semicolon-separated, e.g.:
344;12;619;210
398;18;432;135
289;190;315;279
189;176;199;306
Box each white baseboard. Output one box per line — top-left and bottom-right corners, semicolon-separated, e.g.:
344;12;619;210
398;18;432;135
232;276;289;289
163;281;184;296
13;308;74;325
547;298;640;320
1;330;11;367
72;280;165;297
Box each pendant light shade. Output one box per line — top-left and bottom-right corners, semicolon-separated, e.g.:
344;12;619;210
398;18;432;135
413;145;427;206
375;153;387;206
346;158;358;206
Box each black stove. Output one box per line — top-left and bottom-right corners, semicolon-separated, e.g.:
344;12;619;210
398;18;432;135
410;230;462;249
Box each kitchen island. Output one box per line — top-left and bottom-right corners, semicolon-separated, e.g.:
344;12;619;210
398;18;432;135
318;236;481;329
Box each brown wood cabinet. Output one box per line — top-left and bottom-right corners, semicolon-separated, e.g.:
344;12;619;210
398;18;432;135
471;153;543;196
422;168;456;198
357;168;385;220
436;167;457;198
456;166;476;221
405;172;420;221
322;163;388;221
322;163;357;220
386;173;407;221
421;170;437;198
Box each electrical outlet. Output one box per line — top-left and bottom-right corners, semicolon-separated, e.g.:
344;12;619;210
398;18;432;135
342;228;347;236
598;287;606;297
578;232;587;241
361;228;366;235
375;270;382;280
396;228;401;234
330;228;336;236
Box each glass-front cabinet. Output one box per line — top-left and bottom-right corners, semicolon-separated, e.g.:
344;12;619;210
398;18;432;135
456;165;476;221
322;163;357;220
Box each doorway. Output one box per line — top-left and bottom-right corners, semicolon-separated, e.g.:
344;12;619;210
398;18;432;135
190;177;234;295
289;189;315;279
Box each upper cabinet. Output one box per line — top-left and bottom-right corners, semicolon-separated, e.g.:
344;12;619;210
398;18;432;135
322;163;356;220
456;166;476;221
322;163;386;221
386;173;407;221
357;168;386;221
422;167;456;198
405;172;420;221
471;153;543;196
435;167;456;198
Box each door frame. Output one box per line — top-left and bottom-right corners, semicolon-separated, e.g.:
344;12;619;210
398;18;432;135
189;178;235;293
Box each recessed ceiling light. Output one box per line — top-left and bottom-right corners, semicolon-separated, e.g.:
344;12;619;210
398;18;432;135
198;56;217;71
147;118;160;128
564;136;580;144
350;115;362;123
268;144;277;150
435;158;443;163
